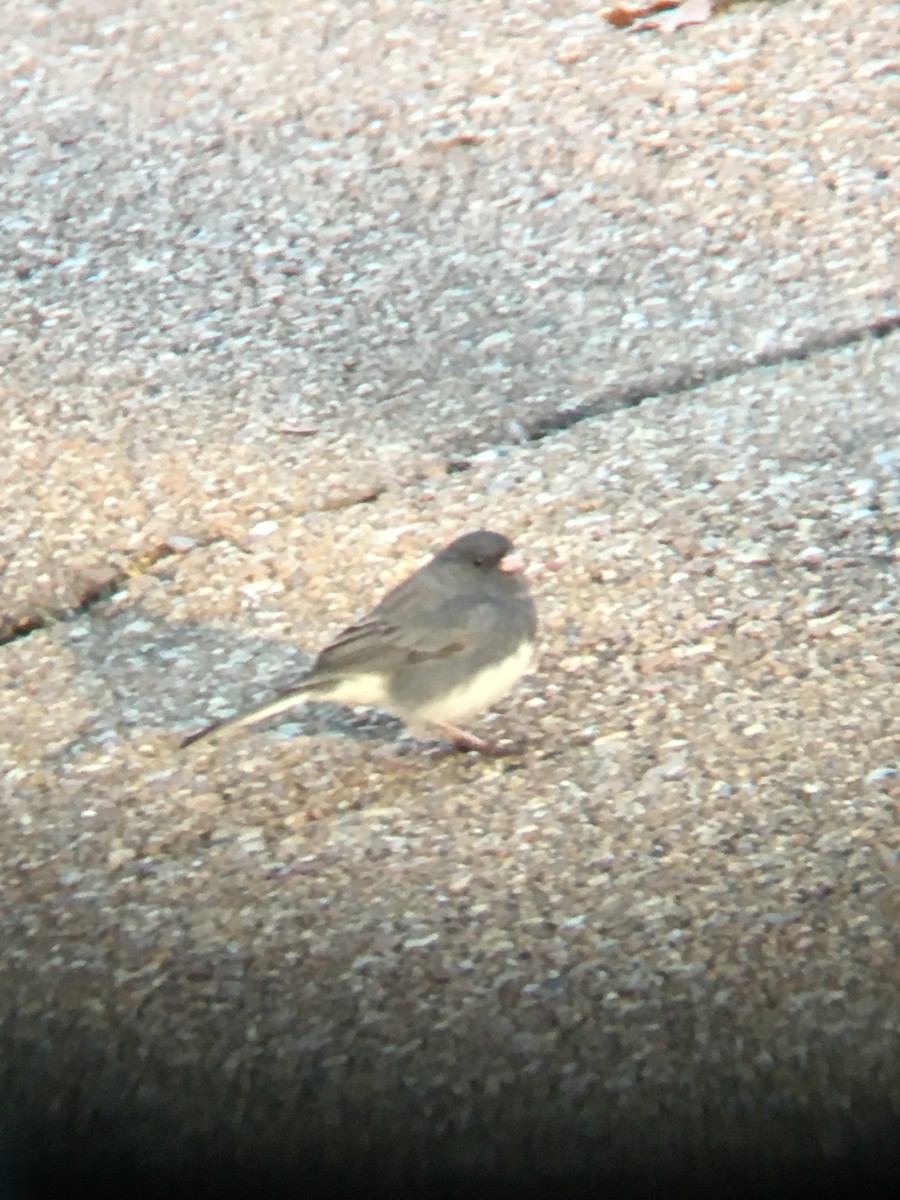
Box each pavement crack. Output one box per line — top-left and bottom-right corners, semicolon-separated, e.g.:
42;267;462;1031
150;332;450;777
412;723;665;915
524;311;900;443
1;574;126;646
0;544;182;648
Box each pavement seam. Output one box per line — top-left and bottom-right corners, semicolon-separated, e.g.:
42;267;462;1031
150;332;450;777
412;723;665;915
5;313;895;647
0;487;392;648
0;544;188;648
523;310;900;442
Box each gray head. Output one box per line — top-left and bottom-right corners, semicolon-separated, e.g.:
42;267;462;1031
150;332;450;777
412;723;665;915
435;530;516;570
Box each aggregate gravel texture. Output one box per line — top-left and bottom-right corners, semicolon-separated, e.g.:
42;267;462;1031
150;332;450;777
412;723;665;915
2;0;899;1195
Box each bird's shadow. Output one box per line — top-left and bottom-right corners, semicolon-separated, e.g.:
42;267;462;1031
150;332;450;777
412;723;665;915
52;600;406;757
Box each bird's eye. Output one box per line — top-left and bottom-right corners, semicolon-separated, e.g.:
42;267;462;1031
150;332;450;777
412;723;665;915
473;556;484;566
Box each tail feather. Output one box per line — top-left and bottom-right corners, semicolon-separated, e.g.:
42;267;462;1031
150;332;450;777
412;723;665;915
180;680;323;749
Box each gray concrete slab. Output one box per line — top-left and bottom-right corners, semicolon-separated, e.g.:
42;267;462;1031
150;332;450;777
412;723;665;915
1;0;898;1194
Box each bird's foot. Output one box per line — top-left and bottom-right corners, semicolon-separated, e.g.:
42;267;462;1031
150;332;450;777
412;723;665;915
437;725;529;758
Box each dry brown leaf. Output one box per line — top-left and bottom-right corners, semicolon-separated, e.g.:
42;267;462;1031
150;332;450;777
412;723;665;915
639;0;714;31
602;0;714;31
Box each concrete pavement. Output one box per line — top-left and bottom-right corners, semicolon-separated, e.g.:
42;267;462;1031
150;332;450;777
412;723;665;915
1;0;898;1193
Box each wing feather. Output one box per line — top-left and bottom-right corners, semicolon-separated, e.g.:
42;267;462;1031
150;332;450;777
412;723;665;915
312;593;490;678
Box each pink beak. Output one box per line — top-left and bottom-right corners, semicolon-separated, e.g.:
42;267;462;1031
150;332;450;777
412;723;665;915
499;553;525;573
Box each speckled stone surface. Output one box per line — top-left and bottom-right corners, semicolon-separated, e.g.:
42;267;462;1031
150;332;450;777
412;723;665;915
1;0;898;1195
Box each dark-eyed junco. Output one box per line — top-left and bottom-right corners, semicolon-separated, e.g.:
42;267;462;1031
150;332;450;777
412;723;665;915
180;529;537;754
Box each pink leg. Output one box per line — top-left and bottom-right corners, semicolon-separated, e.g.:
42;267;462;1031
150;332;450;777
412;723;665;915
435;723;527;757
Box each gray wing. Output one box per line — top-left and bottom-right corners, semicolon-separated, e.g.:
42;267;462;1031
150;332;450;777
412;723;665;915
311;590;489;679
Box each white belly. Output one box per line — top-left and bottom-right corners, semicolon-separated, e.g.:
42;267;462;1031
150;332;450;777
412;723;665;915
412;640;534;725
322;671;391;709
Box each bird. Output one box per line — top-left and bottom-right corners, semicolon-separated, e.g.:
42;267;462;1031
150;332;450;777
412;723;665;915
180;529;537;755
